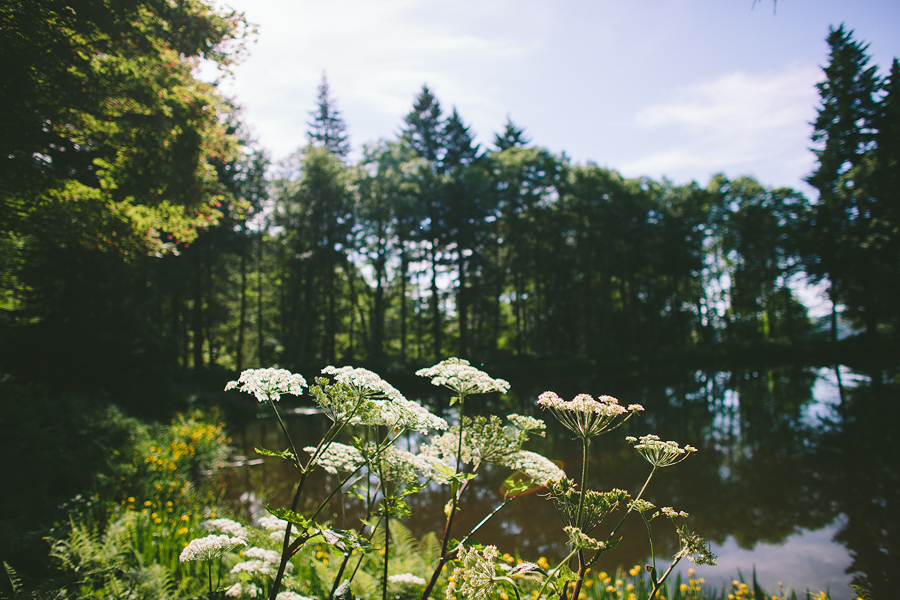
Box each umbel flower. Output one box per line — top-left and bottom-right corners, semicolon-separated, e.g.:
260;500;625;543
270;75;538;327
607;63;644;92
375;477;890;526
538;391;643;440
179;534;246;562
626;434;697;469
416;358;510;398
322;366;404;401
225;368;307;403
446;545;500;600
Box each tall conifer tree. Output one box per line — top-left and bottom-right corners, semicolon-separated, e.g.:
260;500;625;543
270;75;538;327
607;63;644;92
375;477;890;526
804;24;880;339
307;73;351;158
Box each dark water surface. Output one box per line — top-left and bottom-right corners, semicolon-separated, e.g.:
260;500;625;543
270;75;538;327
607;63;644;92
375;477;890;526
225;363;899;600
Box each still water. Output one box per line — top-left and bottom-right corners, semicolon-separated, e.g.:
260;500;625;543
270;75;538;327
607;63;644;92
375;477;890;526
225;363;898;600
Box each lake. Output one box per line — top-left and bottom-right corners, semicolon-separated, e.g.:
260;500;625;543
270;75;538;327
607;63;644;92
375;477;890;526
225;362;898;600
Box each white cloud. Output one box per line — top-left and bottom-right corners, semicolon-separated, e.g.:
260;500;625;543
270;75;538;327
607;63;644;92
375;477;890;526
621;64;820;188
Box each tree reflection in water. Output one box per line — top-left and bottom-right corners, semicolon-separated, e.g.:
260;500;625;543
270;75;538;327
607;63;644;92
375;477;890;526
226;363;898;599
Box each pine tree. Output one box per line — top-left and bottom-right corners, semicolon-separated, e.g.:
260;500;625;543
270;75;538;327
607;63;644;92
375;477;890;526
402;85;445;165
307;73;351;158
493;116;530;151
804;24;881;339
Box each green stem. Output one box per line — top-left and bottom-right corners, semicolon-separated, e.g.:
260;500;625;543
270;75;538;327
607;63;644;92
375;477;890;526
574;437;590;528
457;496;515;549
419;394;467;600
207;559;213;596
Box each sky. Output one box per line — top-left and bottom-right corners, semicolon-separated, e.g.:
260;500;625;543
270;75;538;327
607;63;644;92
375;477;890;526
208;0;900;196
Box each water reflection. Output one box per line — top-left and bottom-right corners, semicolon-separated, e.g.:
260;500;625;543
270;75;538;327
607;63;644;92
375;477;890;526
225;364;898;600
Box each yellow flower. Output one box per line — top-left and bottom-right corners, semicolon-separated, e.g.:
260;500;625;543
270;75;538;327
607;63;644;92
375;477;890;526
144;501;152;507
584;580;593;588
501;593;508;600
629;565;641;577
127;497;135;503
537;557;550;570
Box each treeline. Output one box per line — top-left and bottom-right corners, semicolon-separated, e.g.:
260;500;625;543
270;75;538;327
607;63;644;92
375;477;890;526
1;7;898;399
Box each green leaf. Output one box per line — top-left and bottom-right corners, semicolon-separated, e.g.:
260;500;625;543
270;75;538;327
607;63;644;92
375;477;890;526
255;446;295;461
265;506;312;531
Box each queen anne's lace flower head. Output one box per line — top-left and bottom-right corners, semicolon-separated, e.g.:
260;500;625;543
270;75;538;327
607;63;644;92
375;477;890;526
388;573;427;586
275;593;317;600
446;545;500;600
352;396;448;433
305;442;364;474
226;582;262;598
322;366;405;401
626;434;697;468
179;534;246;562
504;450;566;486
538;391;643;439
416;358;510;398
225;368;307;403
202;518;249;539
371;445;446;484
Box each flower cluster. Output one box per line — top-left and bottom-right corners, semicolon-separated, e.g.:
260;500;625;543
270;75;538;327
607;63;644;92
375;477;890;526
225;368;307;403
371;445;444;484
422;416;520;469
275;592;316;600
626;434;697;469
388;573;427;586
538;391;643;439
547;478;629;531
231;544;294;578
416;358;510;398
446;545;500;600
322;366;405;401
352;396;448;433
507;414;547;437
504;450;566;486
179;534;246;562
305;442;364;474
202;518;249;539
226;582;262;598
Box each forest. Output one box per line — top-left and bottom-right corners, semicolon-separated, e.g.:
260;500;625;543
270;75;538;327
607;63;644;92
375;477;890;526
2;1;900;409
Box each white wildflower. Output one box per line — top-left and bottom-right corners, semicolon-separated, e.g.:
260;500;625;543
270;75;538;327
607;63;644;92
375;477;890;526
226;582;262;598
626;434;697;468
257;515;288;531
373;445;445;484
538;391;643;439
352;397;448;433
504;450;566;486
179;534;246;562
276;592;317;600
660;506;689;519
305;442;364;474
388;573;427;586
225;368;307;403
446;545;499;600
202;518;249;539
231;557;293;577
416;358;510;398
241;546;281;564
322;366;405;401
507;414;546;436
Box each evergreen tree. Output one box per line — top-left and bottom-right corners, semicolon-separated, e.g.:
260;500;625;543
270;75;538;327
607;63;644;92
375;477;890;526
867;58;900;335
493;116;530;151
402;85;445;165
307;73;351;158
804;24;881;339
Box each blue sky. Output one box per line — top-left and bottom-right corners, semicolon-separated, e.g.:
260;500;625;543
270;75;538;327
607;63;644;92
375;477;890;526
211;0;900;195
